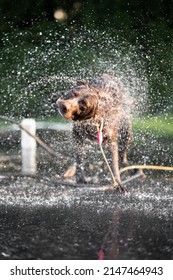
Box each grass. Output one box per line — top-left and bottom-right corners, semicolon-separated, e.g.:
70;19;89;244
0;115;173;137
133;115;173;137
40;115;173;137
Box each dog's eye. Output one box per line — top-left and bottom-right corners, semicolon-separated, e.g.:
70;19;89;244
79;100;86;112
79;100;86;106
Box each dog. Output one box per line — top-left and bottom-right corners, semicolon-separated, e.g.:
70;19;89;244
57;74;132;191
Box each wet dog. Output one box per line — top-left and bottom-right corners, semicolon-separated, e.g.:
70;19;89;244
57;74;132;191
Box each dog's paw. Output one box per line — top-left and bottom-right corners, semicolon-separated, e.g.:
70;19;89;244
113;184;127;194
64;164;76;179
118;183;127;193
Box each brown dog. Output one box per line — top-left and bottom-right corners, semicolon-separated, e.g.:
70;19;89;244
57;74;132;191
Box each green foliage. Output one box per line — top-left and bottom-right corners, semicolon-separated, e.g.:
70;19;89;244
133;115;173;137
0;0;173;116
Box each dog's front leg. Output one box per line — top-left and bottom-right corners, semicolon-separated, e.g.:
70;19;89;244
108;138;126;192
75;142;87;183
73;126;87;184
106;126;126;192
109;141;120;181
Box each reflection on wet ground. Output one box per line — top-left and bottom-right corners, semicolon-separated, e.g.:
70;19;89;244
0;176;172;260
0;128;172;259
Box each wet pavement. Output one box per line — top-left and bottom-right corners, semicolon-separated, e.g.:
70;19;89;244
0;128;173;260
0;175;172;260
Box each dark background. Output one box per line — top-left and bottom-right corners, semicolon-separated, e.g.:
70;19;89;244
0;0;173;117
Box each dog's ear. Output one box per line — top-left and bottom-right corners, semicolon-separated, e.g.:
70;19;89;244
76;80;88;86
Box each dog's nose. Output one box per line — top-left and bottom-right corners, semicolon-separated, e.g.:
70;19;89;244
57;99;69;113
60;103;68;113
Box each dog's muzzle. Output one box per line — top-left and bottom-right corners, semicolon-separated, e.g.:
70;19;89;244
56;99;78;120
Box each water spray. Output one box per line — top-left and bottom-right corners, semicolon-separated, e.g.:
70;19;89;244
0;115;173;183
96;118;173;188
0;115;56;156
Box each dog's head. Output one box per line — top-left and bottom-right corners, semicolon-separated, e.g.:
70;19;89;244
57;81;99;121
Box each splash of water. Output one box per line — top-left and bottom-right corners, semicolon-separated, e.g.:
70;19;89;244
0;27;148;118
1;26;173;174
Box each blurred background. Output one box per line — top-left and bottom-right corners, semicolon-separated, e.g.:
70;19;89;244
0;0;173;119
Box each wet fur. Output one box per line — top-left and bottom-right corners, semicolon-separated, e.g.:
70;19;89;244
57;74;132;191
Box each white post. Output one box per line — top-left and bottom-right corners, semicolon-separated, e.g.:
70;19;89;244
21;118;37;175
